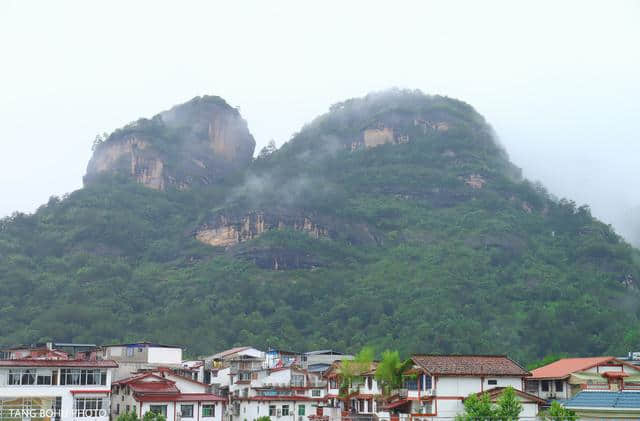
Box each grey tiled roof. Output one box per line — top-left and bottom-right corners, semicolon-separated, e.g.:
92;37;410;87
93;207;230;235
564;391;640;409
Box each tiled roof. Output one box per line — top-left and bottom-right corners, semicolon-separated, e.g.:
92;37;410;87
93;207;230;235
564;391;640;410
129;380;180;394
411;355;528;376
471;387;546;405
209;346;252;359
137;393;226;402
0;359;118;368
530;357;617;379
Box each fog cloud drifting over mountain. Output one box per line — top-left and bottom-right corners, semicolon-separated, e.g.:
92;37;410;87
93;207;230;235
1;0;638;244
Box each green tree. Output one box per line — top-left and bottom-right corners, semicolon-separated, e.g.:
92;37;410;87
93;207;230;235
455;392;495;421
542;401;577;421
375;350;410;395
143;411;166;421
495;387;523;420
340;346;375;389
256;417;272;421
116;413;140;421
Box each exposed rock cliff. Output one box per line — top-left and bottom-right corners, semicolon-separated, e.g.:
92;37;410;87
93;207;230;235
84;96;255;190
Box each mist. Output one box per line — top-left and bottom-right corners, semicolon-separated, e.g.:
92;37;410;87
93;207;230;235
1;0;638;245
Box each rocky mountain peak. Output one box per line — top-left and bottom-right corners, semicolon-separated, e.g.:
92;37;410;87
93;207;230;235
84;95;256;190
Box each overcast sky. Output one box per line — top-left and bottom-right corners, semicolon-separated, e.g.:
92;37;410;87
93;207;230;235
1;0;639;242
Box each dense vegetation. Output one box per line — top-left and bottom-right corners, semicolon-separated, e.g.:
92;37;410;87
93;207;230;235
1;89;639;365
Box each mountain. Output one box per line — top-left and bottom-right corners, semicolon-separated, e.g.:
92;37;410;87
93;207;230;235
1;89;639;362
85;95;255;190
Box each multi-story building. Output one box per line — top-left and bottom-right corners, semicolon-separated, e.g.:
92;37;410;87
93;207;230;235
526;356;640;400
0;351;118;421
92;342;184;380
231;365;327;421
111;369;226;421
384;355;544;420
324;360;381;420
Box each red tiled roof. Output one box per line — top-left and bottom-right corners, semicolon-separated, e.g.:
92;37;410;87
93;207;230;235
385;399;410;409
603;371;629;378
244;396;325;402
113;372;170;385
0;359;118;368
530;357;618;379
130;381;180;394
470;387;546;405
411;355;528;377
137;393;226;402
210;346;252;359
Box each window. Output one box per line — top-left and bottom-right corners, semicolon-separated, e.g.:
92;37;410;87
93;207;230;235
421;374;432;390
132;406;136;415
126;348;134;357
202;404;215;417
366;376;372;390
150;405;167;417
60;369;107;385
74;398;104;417
7;369;36;385
298;405;306;416
403;378;418;390
239;371;251;381
292;374;305;387
116;404;120;415
37;369;53;385
488;379;498;385
525;380;538;393
282;405;290;416
126;405;130;413
269;405;276;416
541;380;550;392
181;405;194;418
312;389;321;397
555;380;564;392
330;379;337;389
359;399;365;412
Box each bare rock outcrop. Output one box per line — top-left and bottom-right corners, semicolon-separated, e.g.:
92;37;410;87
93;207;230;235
84;96;255;190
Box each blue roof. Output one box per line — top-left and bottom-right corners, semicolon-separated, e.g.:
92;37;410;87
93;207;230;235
564;391;640;409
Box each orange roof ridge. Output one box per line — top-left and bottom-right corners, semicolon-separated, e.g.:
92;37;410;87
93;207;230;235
530;356;618;379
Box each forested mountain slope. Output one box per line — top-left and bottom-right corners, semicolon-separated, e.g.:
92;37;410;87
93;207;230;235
1;89;639;362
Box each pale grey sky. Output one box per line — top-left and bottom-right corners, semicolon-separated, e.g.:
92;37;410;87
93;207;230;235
1;0;639;242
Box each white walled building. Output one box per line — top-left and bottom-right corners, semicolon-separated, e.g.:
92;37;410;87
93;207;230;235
385;355;544;420
0;357;118;421
526;356;640;400
324;360;381;418
229;365;327;421
111;370;225;421
96;342;184;380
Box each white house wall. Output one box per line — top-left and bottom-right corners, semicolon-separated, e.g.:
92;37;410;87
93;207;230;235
0;368;113;421
139;401;223;421
148;347;183;365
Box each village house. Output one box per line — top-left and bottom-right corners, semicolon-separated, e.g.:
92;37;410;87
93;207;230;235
92;342;184;381
384;355;544;420
304;350;353;374
230;365;327;421
324;360;382;420
0;346;118;421
111;369;226;421
525;356;640;400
